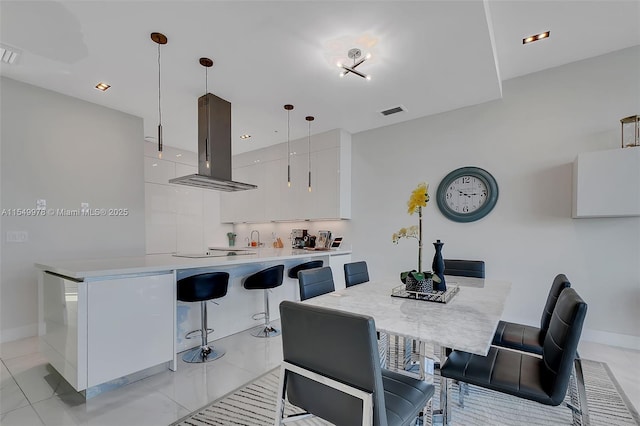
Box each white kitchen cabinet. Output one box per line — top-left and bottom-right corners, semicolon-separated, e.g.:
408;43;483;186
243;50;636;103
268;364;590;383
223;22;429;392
40;271;175;392
221;129;351;222
221;162;265;223
87;273;174;387
572;148;640;218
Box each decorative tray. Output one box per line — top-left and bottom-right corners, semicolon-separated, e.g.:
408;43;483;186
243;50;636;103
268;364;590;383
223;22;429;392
391;284;459;304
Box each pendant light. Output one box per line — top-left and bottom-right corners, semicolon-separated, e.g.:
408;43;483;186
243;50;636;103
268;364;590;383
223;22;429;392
284;104;294;187
150;32;167;159
200;57;214;169
306;116;314;192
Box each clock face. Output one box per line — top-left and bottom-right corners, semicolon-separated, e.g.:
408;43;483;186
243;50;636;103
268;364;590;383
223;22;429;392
436;167;498;222
445;175;489;214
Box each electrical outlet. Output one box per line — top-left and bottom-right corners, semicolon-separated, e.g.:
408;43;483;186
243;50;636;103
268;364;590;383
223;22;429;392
6;231;28;243
425;358;435;375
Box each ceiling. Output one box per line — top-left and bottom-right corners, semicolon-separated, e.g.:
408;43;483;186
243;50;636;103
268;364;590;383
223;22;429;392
1;1;638;155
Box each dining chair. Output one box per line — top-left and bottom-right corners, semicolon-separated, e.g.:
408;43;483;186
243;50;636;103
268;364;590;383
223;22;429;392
275;300;435;426
297;266;335;301
440;288;588;426
344;261;370;287
443;259;485;278
491;274;588;423
493;273;571;355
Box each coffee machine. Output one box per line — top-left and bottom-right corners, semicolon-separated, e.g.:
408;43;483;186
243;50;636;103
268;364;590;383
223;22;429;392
291;229;308;249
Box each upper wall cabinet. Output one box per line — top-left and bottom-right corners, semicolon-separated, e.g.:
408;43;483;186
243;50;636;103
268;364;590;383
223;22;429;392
572;148;640;218
221;129;351;223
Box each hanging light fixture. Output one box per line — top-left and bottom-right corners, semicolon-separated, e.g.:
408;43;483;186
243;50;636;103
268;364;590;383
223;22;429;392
337;48;371;80
284;104;294;187
150;32;167;159
306;116;314;192
200;57;214;169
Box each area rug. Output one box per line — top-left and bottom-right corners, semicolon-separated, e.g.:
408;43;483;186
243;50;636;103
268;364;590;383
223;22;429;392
171;359;639;426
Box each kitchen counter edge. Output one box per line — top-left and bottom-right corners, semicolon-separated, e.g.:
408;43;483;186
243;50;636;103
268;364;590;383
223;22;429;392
35;248;352;280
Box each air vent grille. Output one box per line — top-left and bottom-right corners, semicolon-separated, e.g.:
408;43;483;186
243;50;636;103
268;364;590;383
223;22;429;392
0;44;21;65
380;105;406;116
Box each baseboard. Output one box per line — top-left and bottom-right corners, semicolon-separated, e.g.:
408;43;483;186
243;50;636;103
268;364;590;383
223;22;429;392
0;323;38;344
582;328;640;351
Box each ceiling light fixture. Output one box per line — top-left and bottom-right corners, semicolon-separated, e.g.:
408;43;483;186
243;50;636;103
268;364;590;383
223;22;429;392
240;134;251;139
151;32;167;159
284;104;294;187
306;116;314;192
200;57;214;169
95;82;110;92
523;31;550;44
337;48;371;80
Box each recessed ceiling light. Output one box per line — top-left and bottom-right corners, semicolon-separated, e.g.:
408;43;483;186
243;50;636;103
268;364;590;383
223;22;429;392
523;31;550;45
240;134;251;139
176;153;182;158
95;82;111;91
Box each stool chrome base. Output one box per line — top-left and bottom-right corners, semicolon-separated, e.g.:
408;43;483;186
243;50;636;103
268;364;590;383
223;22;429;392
251;325;281;338
182;346;225;363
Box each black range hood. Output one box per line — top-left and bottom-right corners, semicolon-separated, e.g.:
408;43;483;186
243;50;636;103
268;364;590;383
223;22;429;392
169;93;257;192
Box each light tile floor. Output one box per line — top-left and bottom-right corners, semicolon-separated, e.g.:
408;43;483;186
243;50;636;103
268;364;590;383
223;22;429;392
0;327;638;426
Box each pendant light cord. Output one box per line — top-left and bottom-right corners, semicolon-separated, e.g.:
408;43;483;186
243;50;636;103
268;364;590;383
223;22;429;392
157;43;162;126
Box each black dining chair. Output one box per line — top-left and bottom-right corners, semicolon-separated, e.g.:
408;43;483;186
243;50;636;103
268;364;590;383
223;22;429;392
297;267;335;301
493;273;571;355
440;288;588;426
444;259;485;278
344;261;370;287
275;301;435;426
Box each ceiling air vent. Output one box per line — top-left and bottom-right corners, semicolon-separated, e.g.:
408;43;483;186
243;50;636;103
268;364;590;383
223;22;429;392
380;105;406;116
0;44;21;65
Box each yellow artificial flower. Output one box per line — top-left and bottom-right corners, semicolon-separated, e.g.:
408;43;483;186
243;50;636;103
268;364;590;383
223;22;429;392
407;182;429;215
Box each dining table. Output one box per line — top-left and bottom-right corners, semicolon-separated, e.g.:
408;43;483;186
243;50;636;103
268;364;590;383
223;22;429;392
300;275;512;424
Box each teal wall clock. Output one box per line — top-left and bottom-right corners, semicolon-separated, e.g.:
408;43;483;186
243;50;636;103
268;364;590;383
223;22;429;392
436;166;499;222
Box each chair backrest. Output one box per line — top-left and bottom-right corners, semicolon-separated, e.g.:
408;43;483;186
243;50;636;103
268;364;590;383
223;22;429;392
443;259;485;278
344;261;370;287
279;300;387;426
541;287;587;405
298;267;335;301
243;264;284;290
177;272;229;302
539;274;571;336
287;260;324;279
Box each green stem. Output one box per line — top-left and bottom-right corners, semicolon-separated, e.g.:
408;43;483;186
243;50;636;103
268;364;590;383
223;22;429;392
418;208;422;273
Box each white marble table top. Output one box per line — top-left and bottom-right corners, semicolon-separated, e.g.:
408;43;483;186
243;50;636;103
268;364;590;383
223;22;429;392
302;276;511;356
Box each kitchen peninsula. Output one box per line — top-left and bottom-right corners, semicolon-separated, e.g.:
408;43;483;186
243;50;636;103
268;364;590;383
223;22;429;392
35;248;351;397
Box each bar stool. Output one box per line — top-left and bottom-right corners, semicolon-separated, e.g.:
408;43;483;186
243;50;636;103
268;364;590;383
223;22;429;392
177;272;229;363
287;260;323;279
243;264;284;338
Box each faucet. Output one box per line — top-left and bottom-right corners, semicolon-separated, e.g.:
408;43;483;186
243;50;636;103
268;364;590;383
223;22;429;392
250;230;260;247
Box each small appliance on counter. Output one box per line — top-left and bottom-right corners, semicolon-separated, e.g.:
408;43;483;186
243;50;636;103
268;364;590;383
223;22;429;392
291;229;308;249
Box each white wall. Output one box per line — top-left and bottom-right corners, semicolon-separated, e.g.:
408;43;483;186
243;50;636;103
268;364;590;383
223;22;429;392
350;46;640;346
0;78;146;342
143;141;233;254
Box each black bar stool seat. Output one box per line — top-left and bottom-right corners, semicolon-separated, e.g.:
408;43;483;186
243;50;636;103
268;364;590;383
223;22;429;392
243;265;284;338
287;260;323;279
177;272;229;363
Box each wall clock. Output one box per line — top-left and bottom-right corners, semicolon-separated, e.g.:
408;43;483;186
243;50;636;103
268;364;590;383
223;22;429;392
436;166;499;222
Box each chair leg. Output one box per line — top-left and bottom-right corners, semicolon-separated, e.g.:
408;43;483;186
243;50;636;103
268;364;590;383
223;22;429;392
274;364;287;426
565;356;590;426
182;301;225;363
251;289;281;338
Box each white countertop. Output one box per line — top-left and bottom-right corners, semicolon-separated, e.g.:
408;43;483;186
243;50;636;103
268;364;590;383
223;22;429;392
35;248;351;280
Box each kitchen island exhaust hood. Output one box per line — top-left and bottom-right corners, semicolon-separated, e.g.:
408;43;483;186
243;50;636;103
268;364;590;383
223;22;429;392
169;93;257;192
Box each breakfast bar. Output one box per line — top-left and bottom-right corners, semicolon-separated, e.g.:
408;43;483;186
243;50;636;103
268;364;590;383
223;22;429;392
35;248;351;397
